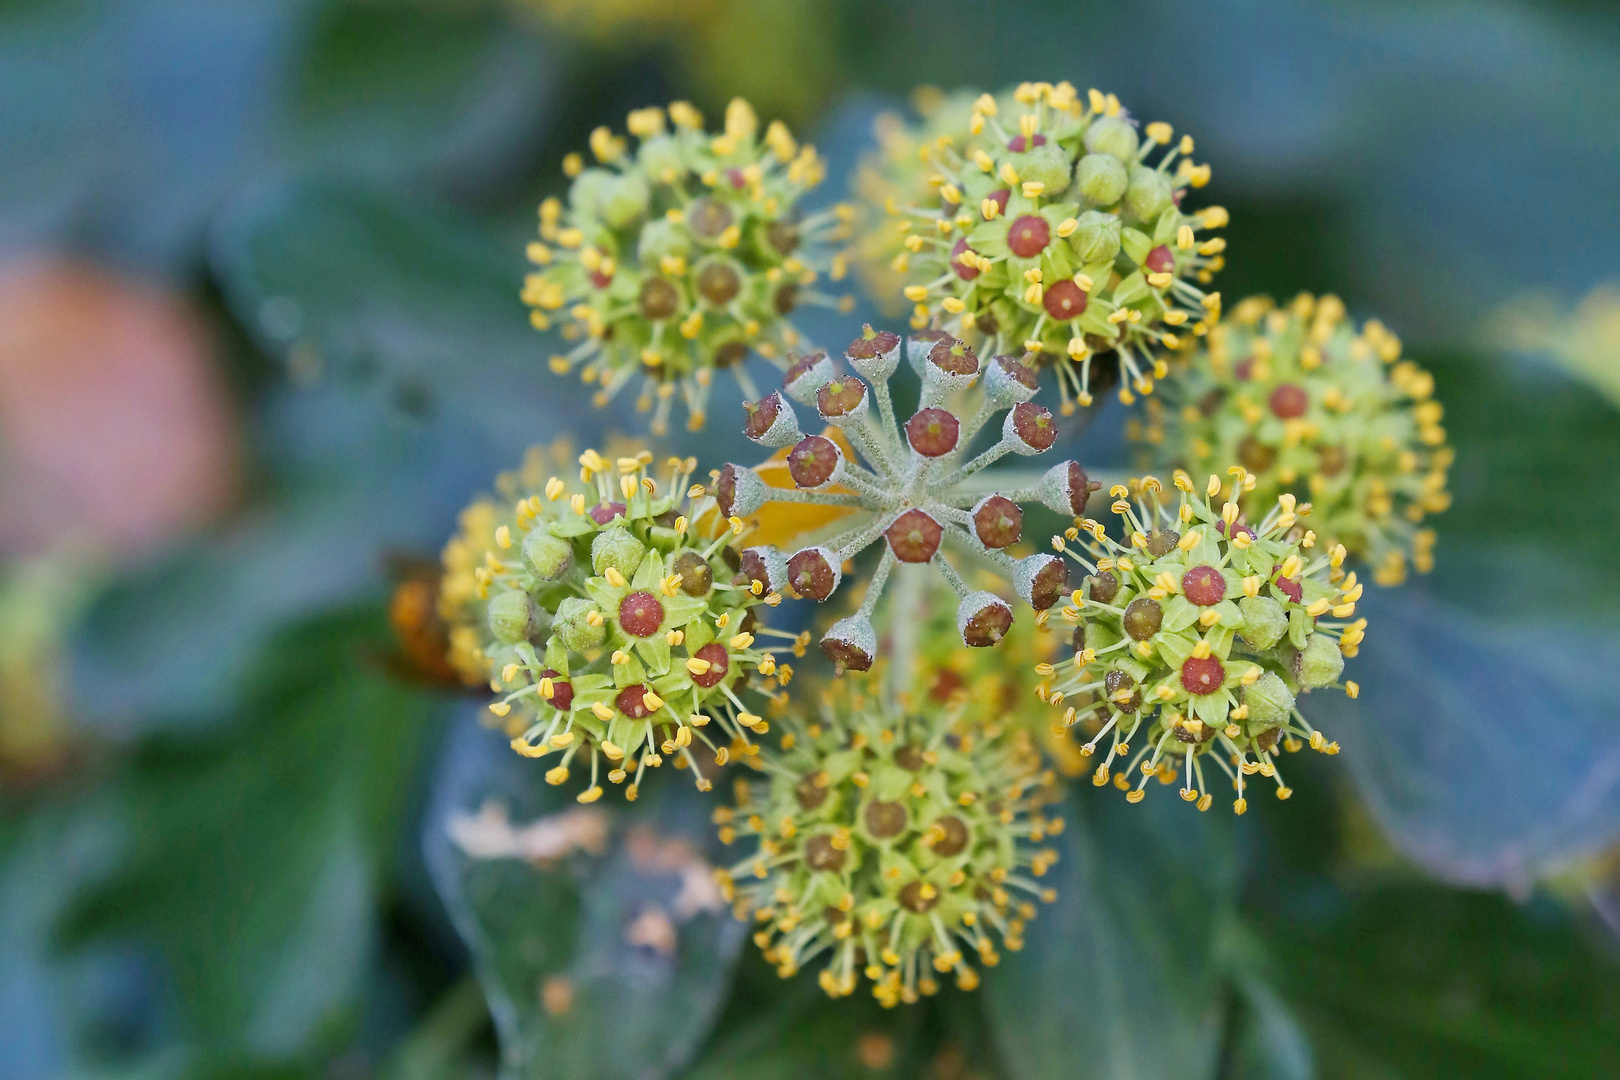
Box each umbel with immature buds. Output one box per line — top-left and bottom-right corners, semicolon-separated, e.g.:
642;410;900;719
714;325;1100;673
1040;467;1365;813
440;447;813;803
715;672;1061;1006
523;97;854;434
1142;292;1452;586
857;80;1227;415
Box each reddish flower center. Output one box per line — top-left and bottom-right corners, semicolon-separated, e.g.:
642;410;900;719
588;502;627;524
1180;655;1227;695
905;408;960;457
787;435;839;488
690;642;730;688
1011;402;1056;450
1042;279;1088;320
615;684;655;719
1144;245;1176;275
1269;383;1308;419
1182;565;1227;606
618;591;665;637
1007;214;1051;258
973;495;1023;548
884;509;944;563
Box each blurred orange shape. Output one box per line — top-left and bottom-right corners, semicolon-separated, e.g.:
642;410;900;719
0;257;238;558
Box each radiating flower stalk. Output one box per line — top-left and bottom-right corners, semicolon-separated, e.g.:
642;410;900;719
714;325;1100;673
1038;468;1365;812
1139;293;1451;585
856;80;1227;414
715;669;1061;1005
440;446;814;802
523;98;854;434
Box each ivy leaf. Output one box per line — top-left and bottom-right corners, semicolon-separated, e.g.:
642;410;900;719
0;0;553;273
983;788;1242;1080
1273;885;1620;1080
1310;570;1620;890
423;709;745;1080
56;608;439;1055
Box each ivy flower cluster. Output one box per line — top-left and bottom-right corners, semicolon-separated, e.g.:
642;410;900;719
1140;293;1451;586
522;98;854;434
1037;468;1365;812
440;447;815;802
713;325;1100;672
858;80;1227;414
715;673;1060;1006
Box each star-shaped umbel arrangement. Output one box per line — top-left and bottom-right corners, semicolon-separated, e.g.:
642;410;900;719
715;326;1100;673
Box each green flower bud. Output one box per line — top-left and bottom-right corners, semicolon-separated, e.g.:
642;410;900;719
1244;671;1295;726
568;167;615;217
1237;595;1287;650
635;133;685;181
523;531;573;579
599;173;651;229
1018;143;1073;192
1076;153;1128;205
1070;210;1122;263
1292;633;1345;689
1083;116;1139;161
1125;164;1173;222
590;526;646;578
488;589;538;645
552;596;604;653
636;216;691;263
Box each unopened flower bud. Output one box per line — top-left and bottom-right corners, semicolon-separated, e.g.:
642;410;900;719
1243;671;1295;726
1077;153;1128;205
487;589;538;644
523;531;573;579
1291;633;1344;689
591;526;647;578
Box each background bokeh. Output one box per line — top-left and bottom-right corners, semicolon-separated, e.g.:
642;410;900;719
3;1;1618;1078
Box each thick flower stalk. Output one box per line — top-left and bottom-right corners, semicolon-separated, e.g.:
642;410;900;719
1039;468;1365;813
522;98;853;433
1140;293;1451;586
861;80;1227;413
713;326;1101;672
440;447;811;802
715;674;1060;1005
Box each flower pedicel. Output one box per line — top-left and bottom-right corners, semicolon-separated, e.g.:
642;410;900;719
714;325;1101;672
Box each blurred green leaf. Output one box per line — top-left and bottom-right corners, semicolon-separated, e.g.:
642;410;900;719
679;952;956;1080
74;178;595;728
1216;926;1314;1080
424;710;745;1080
1420;351;1620;614
0;0;553;272
58;607;438;1056
983;789;1241;1080
1275;886;1620;1080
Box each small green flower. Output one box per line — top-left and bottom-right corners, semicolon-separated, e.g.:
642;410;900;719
855;81;1227;414
441;446;811;802
715;673;1060;1006
1040;467;1365;813
523;99;854;434
1138;293;1451;586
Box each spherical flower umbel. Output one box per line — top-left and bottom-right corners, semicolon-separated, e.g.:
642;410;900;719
1039;467;1366;813
522;98;854;434
440;447;812;802
714;675;1060;1006
860;80;1227;414
715;326;1101;671
1141;293;1451;586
